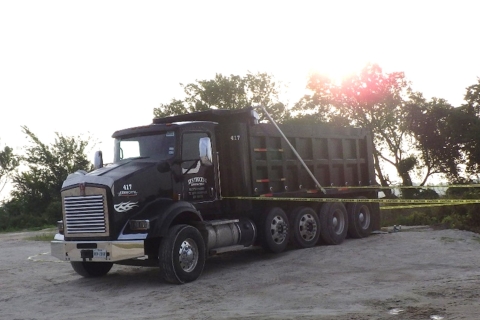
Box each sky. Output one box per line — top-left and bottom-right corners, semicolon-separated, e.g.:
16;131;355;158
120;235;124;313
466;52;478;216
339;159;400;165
1;0;479;197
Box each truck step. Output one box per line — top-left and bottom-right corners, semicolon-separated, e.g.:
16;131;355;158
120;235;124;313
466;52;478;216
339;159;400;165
204;219;239;226
209;245;250;255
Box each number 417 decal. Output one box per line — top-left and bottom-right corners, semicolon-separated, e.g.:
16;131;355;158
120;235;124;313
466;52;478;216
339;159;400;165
230;135;240;141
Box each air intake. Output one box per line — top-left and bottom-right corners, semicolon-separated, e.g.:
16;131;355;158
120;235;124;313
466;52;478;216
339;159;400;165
62;186;110;237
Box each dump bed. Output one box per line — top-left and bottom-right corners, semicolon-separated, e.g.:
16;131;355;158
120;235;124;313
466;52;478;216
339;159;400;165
216;120;376;199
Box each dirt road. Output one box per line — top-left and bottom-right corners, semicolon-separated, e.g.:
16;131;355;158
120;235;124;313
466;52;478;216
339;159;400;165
1;227;479;320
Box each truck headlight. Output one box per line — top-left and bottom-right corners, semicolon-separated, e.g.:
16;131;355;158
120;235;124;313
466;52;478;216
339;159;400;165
129;220;150;231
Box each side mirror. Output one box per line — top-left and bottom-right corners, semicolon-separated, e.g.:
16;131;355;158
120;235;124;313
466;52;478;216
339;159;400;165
94;151;103;169
199;137;213;166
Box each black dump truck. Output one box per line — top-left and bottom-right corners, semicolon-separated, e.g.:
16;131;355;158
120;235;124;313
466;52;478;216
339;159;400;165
51;106;380;284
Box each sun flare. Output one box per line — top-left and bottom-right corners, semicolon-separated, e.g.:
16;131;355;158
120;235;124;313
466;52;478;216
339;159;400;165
307;57;369;84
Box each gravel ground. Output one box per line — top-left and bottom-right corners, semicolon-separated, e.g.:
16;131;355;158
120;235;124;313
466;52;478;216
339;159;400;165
1;227;480;320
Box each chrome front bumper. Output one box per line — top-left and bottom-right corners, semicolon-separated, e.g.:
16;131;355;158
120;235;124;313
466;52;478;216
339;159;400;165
51;235;145;262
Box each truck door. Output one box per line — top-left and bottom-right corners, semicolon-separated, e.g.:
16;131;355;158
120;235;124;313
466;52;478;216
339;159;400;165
181;132;217;203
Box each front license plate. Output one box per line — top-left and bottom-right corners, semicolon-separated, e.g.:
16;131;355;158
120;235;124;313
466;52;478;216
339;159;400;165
93;249;107;259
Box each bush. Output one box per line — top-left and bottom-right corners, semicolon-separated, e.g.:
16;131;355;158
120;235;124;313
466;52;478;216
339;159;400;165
396;210;437;226
0;198;51;232
43;201;62;225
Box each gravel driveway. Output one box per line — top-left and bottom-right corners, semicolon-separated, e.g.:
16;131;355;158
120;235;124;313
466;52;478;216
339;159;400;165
1;227;479;319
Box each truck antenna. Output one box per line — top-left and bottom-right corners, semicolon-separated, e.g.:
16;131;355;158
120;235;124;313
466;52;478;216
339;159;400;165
254;106;326;194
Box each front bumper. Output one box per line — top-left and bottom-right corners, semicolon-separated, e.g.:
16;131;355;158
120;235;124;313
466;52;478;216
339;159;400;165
51;236;145;262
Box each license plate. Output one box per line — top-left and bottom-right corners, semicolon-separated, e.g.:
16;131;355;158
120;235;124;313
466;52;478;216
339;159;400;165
93;249;107;259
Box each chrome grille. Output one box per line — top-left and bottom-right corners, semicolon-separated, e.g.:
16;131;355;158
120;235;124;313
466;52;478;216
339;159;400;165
62;186;110;237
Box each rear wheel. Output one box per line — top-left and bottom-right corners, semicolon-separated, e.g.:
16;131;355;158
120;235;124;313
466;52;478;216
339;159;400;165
318;202;348;245
290;206;320;248
70;261;113;277
159;224;206;284
347;197;372;238
261;207;289;253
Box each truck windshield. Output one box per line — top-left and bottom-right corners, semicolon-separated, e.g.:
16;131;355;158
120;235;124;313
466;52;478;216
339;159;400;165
114;131;176;162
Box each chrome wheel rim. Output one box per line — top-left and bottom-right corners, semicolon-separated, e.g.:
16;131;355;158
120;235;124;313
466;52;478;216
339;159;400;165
332;209;345;235
270;215;288;244
358;205;371;230
178;238;198;272
298;213;317;241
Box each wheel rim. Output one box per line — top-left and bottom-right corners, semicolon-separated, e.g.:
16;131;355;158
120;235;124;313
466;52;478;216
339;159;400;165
358;205;371;230
270;215;288;244
331;209;345;235
178;238;198;273
298;213;318;241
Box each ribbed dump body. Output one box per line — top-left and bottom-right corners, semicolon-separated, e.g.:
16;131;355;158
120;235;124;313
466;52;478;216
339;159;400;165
216;121;376;198
62;186;110;238
247;123;374;194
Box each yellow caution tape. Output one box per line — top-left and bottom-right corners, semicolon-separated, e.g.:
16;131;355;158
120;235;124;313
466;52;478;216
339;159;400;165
321;184;480;190
222;196;480;205
380;202;479;210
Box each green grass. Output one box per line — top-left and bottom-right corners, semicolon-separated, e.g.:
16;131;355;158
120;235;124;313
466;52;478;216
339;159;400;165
27;225;56;231
440;236;467;243
0;225;56;234
24;233;56;241
440;236;456;243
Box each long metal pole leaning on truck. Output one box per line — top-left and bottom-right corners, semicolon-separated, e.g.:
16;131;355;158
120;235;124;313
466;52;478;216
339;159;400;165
255;105;327;194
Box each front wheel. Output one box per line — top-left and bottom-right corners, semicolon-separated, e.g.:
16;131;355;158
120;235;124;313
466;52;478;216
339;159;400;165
70;261;113;277
159;224;206;284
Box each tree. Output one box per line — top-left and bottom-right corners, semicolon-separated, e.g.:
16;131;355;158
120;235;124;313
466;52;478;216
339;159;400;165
154;72;289;122
458;78;480;175
407;78;480;182
294;63;416;189
6;127;94;226
407;94;465;183
0;143;19;195
464;77;480;114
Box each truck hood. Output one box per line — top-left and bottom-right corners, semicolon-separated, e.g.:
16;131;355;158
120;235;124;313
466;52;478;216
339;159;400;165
62;159;158;195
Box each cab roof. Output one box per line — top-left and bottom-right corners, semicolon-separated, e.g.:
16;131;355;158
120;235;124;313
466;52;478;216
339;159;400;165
152;107;258;125
111;121;214;139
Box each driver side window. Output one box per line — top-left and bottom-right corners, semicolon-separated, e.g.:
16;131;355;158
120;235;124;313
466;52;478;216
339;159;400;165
182;132;208;173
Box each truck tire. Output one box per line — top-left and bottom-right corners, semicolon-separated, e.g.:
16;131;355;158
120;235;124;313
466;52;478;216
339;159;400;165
159;224;206;284
347;197;372;238
370;202;381;231
70;261;113;277
318;202;348;245
290;206;320;248
261;207;289;253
